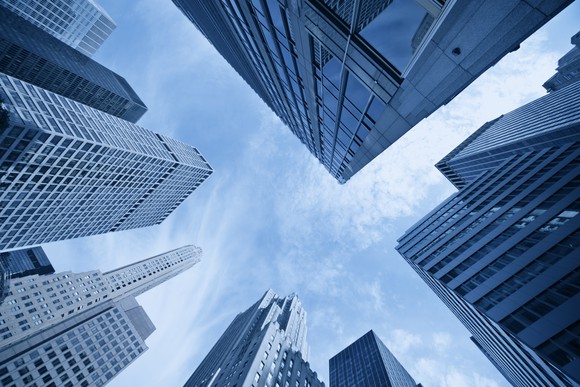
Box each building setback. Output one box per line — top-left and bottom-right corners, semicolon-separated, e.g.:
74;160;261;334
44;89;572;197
0;245;201;387
0;73;212;251
0;0;116;57
329;330;418;387
0;5;146;123
185;289;324;387
0;247;55;305
396;77;580;384
544;31;580;93
171;0;572;183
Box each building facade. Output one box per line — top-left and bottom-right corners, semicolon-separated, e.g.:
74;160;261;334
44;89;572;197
396;78;580;385
329;330;418;387
0;247;55;305
185;289;324;387
0;73;212;250
0;0;115;57
0;5;145;123
0;247;55;280
171;0;572;183
0;245;201;387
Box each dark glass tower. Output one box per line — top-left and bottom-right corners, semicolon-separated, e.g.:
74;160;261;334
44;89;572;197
185;289;324;387
329;330;418;387
0;247;55;305
0;5;146;123
396;76;580;384
171;0;572;183
0;247;55;279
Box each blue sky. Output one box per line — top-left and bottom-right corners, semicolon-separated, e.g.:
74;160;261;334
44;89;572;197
42;1;580;386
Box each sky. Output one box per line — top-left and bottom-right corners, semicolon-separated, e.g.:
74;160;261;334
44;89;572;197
41;1;580;386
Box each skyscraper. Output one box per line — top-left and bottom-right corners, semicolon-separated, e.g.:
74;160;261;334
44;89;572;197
0;5;146;123
0;247;55;305
329;330;418;387
396;75;580;383
0;247;55;279
171;0;572;183
0;73;212;251
0;0;115;57
185;289;324;387
0;245;201;386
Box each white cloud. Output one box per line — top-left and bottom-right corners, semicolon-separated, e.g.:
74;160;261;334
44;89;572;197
387;329;423;355
413;358;501;387
432;331;453;352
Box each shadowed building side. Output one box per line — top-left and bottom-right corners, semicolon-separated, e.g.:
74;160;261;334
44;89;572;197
171;0;572;183
329;330;418;387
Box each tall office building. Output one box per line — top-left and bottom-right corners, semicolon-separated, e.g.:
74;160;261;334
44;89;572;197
0;245;201;387
185;289;324;387
171;0;572;183
0;73;212;250
0;0;115;57
0;6;146;123
396;75;580;384
329;330;418;387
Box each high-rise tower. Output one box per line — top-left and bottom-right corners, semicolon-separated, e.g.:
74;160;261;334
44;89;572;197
0;73;212;251
0;0;115;57
171;0;572;183
0;245;201;386
0;247;55;279
329;330;418;387
0;6;146;123
185;289;324;387
396;69;580;383
0;247;55;305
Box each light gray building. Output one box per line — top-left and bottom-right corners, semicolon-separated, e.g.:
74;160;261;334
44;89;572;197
0;0;115;57
0;245;201;387
396;70;580;384
0;73;212;251
330;330;418;387
171;0;572;183
185;289;324;387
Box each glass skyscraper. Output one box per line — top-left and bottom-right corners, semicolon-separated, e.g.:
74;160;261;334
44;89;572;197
396;75;580;384
0;0;116;57
0;73;212;251
0;247;54;305
0;247;55;279
0;245;201;386
171;0;572;183
329;330;418;387
0;5;146;123
185;289;324;387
